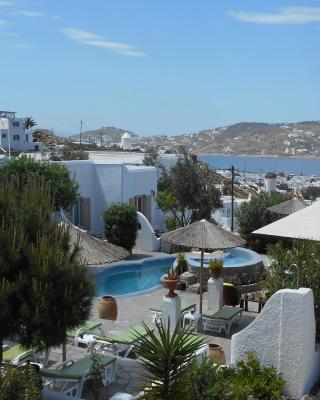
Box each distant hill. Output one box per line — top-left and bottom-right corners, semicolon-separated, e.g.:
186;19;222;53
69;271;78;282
63;120;320;156
69;127;138;145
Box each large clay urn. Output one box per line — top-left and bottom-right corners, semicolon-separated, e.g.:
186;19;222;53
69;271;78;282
98;296;118;320
208;343;226;365
163;279;178;298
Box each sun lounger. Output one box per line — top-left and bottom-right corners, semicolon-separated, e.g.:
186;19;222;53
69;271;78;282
75;324;152;358
2;344;34;365
202;307;242;335
40;354;116;399
66;321;105;345
149;301;197;323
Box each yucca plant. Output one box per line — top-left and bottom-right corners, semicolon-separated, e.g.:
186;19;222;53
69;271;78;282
130;320;204;400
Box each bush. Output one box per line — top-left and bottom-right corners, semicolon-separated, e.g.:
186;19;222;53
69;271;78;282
188;352;286;400
0;364;42;400
265;240;320;341
102;203;138;251
235;192;289;250
1;155;78;210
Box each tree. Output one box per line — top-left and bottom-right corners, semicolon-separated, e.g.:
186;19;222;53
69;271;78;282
157;149;222;226
265;240;320;341
0;174;95;362
235;192;289;240
1;155;78;210
131;320;204;400
143;146;159;166
23;116;36;130
102;203;138;252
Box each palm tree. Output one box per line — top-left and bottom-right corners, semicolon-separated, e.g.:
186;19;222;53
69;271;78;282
23;116;36;130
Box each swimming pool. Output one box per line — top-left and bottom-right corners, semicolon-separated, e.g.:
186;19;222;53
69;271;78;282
93;256;176;297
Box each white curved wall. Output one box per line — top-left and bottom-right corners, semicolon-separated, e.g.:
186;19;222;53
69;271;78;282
135;211;160;252
265;177;276;193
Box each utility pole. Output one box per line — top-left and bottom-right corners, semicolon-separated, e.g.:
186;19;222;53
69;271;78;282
231;165;234;232
79;120;83;150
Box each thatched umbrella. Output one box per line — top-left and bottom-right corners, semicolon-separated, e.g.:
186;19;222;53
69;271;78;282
267;198;307;216
69;225;130;266
161;219;245;313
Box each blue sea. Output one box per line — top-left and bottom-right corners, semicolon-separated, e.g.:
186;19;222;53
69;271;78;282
199;155;320;176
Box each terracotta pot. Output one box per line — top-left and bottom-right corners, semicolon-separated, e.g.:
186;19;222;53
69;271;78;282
163;279;178;298
209;269;222;279
98;296;118;320
208;343;226;365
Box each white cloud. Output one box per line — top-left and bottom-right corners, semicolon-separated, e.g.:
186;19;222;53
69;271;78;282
0;19;8;27
0;31;19;36
0;1;15;6
10;43;31;48
229;7;320;24
14;10;46;17
62;28;146;57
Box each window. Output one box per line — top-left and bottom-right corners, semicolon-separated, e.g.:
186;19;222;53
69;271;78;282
1;133;6;138
73;197;91;230
12;121;20;127
25;134;29;143
13;134;20;141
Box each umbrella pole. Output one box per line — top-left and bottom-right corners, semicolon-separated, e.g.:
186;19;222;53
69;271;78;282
199;248;204;314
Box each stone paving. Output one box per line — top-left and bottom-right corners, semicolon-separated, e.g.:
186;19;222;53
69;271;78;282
46;286;259;397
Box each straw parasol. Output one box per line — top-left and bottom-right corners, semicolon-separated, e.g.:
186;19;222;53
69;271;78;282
161;219;245;313
69;225;130;266
267;198;307;216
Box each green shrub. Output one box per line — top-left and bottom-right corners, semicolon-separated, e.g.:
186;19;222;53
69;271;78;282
102;203;138;252
188;352;286;400
209;258;223;275
265;240;320;341
176;252;188;275
164;215;181;231
0;364;42;400
188;357;226;400
1;155;78;210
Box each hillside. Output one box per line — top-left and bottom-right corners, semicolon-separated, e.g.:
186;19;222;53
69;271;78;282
68;127;138;146
66;121;320;157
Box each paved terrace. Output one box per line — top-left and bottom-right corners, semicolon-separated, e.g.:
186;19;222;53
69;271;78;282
48;287;258;397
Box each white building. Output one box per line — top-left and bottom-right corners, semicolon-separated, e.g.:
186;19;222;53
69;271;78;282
0;111;43;153
213;195;249;230
61;159;160;250
120;132;133;150
265;172;277;194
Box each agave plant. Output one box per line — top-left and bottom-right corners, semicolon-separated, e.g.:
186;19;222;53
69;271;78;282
131;320;204;400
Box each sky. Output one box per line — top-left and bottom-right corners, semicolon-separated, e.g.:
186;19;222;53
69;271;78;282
0;0;320;136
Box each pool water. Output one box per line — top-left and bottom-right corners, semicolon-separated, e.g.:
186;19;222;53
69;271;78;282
95;256;175;297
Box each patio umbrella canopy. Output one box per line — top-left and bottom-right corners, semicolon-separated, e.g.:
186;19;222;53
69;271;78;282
161;219;245;313
267;198;307;216
69;225;130;266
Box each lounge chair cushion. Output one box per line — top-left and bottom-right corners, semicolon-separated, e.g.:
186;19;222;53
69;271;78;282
203;307;241;321
40;354;116;381
67;321;103;339
93;324;149;345
3;344;31;362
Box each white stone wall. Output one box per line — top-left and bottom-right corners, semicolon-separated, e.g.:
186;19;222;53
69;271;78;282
231;288;320;398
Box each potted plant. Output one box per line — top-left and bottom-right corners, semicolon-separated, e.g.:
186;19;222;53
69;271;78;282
176;252;188;276
209;258;223;279
163;267;179;298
